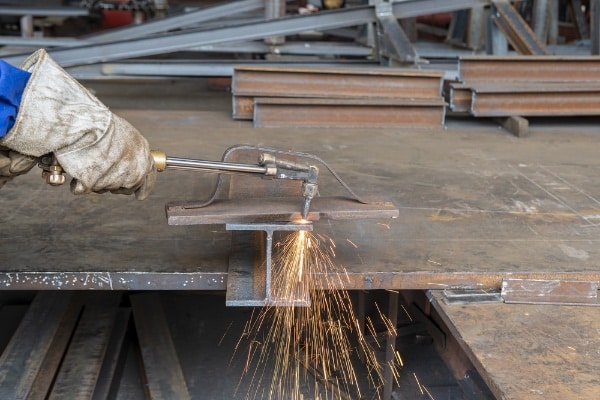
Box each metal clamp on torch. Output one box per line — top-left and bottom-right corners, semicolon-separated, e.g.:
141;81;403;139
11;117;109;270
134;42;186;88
151;150;319;220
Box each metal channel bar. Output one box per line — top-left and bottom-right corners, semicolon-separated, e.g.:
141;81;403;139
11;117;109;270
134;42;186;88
232;66;444;99
459;56;600;82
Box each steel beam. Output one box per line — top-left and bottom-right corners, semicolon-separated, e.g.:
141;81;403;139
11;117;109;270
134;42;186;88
233;66;443;98
253;97;446;128
0;6;88;17
469;83;600;117
226;222;312;307
459;56;600;82
448;84;472;113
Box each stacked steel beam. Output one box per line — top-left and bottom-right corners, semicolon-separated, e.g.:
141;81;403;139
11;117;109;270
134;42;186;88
448;56;600;117
231;66;446;128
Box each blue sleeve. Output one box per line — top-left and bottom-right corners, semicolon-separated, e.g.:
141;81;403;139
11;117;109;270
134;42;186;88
0;60;31;138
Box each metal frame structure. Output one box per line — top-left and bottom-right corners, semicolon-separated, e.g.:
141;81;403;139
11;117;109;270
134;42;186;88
2;0;489;73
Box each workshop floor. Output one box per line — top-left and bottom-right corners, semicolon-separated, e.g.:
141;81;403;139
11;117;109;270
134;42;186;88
2;76;599;399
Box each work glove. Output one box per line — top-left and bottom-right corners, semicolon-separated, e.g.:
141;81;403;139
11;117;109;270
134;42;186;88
0;147;37;189
0;49;156;200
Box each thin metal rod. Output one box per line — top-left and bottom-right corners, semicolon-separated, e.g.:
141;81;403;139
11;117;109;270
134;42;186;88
165;156;267;174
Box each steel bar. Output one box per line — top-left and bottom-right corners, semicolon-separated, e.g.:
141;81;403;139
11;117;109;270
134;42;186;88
392;0;489;19
232;66;444;98
92;309;131;400
187;40;373;56
0;36;83;47
166;196;399;225
130;293;191;400
0;6;89;17
571;0;590;40
226;222;312;306
253;97;446;128
0;292;77;399
102;58;376;78
48;296;122;399
459;56;600;82
491;0;550;55
0;271;228;291
486;10;508;54
531;0;549;43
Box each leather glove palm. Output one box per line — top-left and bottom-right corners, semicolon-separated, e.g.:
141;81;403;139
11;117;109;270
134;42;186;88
0;147;37;189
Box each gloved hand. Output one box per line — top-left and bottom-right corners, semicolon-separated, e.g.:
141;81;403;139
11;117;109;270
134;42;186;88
0;147;37;189
0;49;156;200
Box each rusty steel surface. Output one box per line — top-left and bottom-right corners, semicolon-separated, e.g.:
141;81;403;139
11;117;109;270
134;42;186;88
447;84;472;113
232;95;254;120
166;196;398;225
470;87;600;117
458;56;600;82
430;290;600;399
232;66;444;100
226;223;313;307
253;97;446;128
501;278;600;306
1;106;600;291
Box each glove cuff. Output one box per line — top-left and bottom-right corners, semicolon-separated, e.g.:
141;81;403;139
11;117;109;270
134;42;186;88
0;49;110;157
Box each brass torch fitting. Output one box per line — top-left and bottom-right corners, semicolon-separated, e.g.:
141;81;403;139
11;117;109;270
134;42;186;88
151;150;167;172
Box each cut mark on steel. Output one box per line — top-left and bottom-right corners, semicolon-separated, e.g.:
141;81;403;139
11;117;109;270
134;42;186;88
502;278;600;306
226;222;313;307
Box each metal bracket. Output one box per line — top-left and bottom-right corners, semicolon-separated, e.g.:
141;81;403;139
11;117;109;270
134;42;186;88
225;222;312;307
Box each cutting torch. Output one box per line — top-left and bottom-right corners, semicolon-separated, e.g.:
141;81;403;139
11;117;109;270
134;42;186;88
150;151;318;220
39;151;319;221
151;150;319;220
